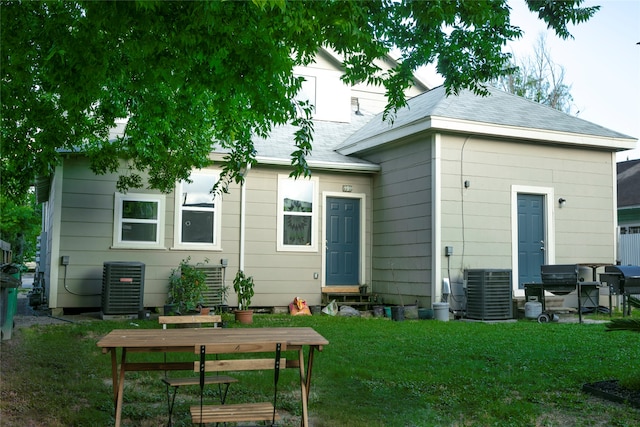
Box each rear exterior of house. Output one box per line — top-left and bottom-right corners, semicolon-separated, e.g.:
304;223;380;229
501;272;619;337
37;49;427;314
41;156;377;311
338;86;637;308
37;52;637;315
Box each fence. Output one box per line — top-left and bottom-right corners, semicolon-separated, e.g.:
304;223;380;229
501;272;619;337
619;233;640;266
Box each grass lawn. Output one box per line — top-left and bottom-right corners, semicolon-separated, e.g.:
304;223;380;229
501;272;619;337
1;312;639;426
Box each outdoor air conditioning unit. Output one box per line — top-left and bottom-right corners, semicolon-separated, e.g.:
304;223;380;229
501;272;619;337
198;265;225;307
465;269;513;320
101;262;145;315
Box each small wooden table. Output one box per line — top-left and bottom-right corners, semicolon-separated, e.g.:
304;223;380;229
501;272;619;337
97;327;328;427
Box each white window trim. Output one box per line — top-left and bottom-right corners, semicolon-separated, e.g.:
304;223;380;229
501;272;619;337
112;192;166;249
172;170;222;251
277;175;319;252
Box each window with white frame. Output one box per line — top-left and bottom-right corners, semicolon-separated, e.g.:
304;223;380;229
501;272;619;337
277;175;318;252
173;171;222;250
295;74;316;110
113;193;165;248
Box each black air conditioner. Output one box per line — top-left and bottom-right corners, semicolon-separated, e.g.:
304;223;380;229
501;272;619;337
101;262;145;315
465;269;513;320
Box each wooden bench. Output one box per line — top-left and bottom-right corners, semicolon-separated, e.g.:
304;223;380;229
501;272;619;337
158;314;222;329
162;375;238;426
190;342;288;426
159;314;232;426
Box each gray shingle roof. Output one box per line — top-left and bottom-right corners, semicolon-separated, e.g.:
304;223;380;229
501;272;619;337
337;85;636;152
252;109;378;170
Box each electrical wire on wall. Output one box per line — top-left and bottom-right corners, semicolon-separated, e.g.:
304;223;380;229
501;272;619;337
459;135;471;275
446;251;466;308
442;136;472;312
62;264;101;297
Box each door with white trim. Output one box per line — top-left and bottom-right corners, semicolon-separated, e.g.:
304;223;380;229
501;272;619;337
517;194;545;287
325;197;360;286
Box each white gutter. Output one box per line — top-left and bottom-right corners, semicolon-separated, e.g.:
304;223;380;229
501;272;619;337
255;156;380;173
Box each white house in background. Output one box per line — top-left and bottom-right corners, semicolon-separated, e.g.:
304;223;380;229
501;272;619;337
36;49;636;315
616;159;640;265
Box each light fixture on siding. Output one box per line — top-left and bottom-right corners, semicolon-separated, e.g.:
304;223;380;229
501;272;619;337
342;184;353;193
558;198;566;207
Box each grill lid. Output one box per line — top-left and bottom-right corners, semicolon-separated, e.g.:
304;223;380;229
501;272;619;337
541;264;578;285
604;265;640;279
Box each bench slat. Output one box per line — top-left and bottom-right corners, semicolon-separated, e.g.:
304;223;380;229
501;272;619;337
162;375;237;387
158;314;222;326
197;357;289;373
190;402;279;423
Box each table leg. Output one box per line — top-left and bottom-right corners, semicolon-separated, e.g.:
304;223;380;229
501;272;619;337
578;282;583;324
305;346;316;397
115;348;127;427
298;348;308;427
109;349;118;405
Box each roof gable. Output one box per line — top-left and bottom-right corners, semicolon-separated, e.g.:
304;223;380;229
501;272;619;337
337;86;637;155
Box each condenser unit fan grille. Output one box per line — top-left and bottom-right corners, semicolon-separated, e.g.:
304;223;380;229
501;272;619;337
465;269;513;320
101;262;145;315
198;265;225;307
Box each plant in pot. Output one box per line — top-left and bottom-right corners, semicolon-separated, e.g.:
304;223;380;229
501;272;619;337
233;270;255;324
166;257;208;315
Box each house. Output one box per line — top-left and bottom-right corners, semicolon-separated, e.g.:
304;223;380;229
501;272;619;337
36;49;427;315
36;51;637;316
616;159;640;265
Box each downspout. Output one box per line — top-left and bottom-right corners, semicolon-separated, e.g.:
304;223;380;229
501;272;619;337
240;180;246;272
239;164;251;272
432;133;442;304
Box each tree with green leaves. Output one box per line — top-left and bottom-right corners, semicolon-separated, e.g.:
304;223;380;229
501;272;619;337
1;0;599;201
492;34;575;114
0;192;41;266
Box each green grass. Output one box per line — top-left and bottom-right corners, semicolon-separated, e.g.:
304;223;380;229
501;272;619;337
1;313;639;426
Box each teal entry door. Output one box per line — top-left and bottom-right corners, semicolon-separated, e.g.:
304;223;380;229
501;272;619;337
326;197;360;286
517;194;545;287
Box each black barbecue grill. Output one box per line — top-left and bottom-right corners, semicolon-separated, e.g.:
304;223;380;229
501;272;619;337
600;265;640;294
525;264;601;323
599;265;640;316
540;264;582;295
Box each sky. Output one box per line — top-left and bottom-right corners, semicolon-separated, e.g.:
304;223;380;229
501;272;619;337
420;0;640;162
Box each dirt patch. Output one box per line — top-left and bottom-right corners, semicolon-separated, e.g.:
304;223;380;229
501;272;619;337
12;292;101;330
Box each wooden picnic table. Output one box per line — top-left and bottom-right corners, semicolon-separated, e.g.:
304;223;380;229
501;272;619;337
97;327;328;427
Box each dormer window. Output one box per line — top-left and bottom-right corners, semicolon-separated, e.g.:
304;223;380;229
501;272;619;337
295;75;316;110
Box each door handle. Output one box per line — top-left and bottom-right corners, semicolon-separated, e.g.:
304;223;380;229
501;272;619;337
540;240;546;252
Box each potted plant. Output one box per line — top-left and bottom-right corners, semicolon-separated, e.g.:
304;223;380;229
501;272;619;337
233;270;255;324
166;257;209;315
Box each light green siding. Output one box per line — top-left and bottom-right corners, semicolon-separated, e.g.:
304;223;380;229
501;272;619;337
363;137;433;306
439;134;617;288
48;156;373;310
